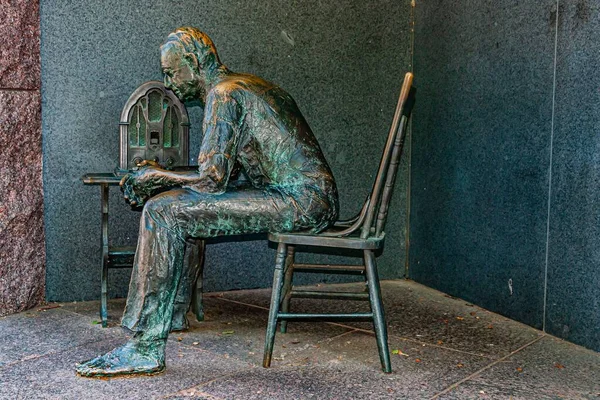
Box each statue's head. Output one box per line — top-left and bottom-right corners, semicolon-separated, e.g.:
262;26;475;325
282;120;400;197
160;27;223;102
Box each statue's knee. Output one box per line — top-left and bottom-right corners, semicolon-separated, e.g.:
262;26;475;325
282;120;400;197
142;197;173;226
142;197;159;217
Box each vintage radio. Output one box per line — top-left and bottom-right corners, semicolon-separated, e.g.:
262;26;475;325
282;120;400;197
117;81;190;174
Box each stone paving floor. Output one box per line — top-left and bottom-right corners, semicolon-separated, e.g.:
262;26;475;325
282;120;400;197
1;279;599;399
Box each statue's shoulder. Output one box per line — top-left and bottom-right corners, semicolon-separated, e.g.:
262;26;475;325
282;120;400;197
213;73;277;97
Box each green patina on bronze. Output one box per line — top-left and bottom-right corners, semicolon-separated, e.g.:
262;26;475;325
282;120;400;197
76;27;338;378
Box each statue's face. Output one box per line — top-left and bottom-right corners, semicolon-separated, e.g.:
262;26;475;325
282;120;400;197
161;46;204;102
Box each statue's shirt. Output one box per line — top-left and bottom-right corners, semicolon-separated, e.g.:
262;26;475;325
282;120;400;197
189;73;339;230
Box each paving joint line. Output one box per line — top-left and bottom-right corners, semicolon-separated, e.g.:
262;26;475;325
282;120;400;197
166;337;255;361
212;296;500;360
185;362;336;396
387;334;497;359
204;280;397;299
51;304;112;320
165;369;259;399
327;324;498;359
272;329;362;368
0;337;114;372
428;334;547;399
210;296;270;310
323;328;360;342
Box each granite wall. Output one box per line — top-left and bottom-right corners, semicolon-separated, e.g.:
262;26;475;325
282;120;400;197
0;1;45;316
41;1;413;301
546;0;600;353
410;0;600;352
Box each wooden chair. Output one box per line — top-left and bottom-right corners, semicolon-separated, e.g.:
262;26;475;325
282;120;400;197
263;72;416;373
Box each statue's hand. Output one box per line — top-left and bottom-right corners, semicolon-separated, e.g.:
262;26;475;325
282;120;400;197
120;162;168;207
136;159;161;168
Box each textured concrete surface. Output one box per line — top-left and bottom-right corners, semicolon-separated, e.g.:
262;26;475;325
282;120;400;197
0;0;40;89
1;280;598;400
220;280;543;359
0;307;121;367
0;0;45;319
0;338;252;400
40;0;413;301
546;0;600;352
438;336;600;399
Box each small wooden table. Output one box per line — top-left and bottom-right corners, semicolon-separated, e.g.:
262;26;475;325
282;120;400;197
82;173;131;327
82;172;204;327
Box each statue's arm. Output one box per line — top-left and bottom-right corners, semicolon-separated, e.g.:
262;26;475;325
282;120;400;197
186;91;242;194
120;90;242;206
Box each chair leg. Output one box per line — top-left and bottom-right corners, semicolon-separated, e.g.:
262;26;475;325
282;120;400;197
280;246;296;333
364;249;392;373
363;262;369;292
263;242;288;368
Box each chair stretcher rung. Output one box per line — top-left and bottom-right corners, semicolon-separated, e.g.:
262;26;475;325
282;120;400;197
107;246;136;267
106;263;134;268
277;313;373;322
293;264;365;275
109;245;136;254
290;290;369;301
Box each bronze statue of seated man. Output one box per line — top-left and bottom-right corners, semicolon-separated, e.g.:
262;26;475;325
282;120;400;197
76;27;338;377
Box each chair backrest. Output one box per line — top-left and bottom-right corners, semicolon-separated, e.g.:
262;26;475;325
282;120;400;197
327;72;416;239
118;81;190;172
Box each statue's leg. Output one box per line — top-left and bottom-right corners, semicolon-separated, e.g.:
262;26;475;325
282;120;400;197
171;240;203;330
77;187;300;378
78;192;188;377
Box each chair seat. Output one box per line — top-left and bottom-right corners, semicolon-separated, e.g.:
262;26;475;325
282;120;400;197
268;231;384;250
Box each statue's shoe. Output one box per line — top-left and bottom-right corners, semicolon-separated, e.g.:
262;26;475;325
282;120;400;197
76;340;165;378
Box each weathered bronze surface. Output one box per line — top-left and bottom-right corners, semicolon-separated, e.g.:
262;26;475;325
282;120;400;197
76;27;338;378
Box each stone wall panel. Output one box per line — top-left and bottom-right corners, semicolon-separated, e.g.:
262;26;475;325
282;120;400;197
0;0;40;89
0;89;44;316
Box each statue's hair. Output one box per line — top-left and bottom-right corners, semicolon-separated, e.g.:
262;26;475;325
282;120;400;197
162;27;221;67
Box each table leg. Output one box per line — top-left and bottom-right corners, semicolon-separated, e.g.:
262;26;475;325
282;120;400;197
100;184;109;328
192;240;206;322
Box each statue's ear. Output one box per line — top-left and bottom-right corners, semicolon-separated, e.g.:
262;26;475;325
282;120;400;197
183;52;199;70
